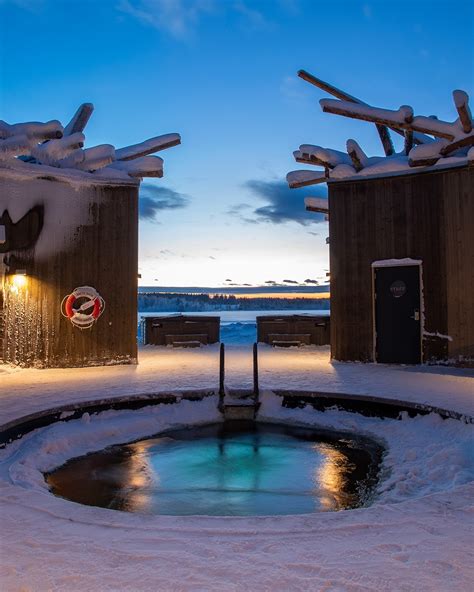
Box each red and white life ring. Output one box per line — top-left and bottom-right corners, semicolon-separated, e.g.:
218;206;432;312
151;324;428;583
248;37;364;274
61;286;105;329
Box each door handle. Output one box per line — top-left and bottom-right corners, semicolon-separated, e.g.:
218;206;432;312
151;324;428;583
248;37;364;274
411;310;420;321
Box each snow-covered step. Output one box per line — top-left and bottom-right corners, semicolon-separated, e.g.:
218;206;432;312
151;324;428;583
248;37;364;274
221;390;259;420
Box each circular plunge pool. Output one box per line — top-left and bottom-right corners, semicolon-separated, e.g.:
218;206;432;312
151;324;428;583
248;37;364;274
46;422;383;516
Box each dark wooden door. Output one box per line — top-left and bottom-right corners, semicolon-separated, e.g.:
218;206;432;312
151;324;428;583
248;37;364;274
374;265;421;364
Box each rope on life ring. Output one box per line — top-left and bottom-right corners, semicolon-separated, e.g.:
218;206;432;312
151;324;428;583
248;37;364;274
61;286;105;330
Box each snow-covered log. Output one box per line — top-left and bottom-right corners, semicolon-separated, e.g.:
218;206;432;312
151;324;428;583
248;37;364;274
346;139;368;171
304;196;329;213
63;103;94;136
287;170;327;188
298;145;351;168
115;133;181;161
0;120;63;141
408;139;445;167
289;75;473;186
106;155;164;178
453;90;472;134
298;69;395;155
0;104;181;180
320;98;456;140
76;145;115;171
31;132;85;166
440;135;474;156
294;151;329;169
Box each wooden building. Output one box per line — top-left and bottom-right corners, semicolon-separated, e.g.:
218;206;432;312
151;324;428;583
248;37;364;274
0;105;180;367
288;73;474;365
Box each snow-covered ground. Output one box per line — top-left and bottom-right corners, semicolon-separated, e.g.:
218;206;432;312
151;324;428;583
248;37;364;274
0;346;473;591
1;345;473;425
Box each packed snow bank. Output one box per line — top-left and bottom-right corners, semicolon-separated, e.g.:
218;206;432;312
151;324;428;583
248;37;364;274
0;391;473;591
1;396;221;492
1;392;472;509
259;393;474;504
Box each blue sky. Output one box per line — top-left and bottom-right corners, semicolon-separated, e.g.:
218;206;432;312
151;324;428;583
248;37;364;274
1;0;472;286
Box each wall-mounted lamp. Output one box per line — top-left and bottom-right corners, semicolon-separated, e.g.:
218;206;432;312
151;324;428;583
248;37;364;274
12;269;27;289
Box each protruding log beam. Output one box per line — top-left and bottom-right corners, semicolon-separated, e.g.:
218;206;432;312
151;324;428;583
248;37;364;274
76;144;115;171
64;104;94;136
304;196;329;214
299;144;351;168
107;155;164;178
407;139;446;167
298;69;360;102
404;130;414;155
453;90;472;134
287;170;328;188
294;150;330;169
0;120;63;141
346;139;367;172
408;156;440;167
298;69;395;155
115;133;181;161
440;134;474;156
375;124;395;156
320;98;456;140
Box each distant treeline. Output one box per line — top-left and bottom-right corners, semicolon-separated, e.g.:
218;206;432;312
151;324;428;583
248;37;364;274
138;292;330;312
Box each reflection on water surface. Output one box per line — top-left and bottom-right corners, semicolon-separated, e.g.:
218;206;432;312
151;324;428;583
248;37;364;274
46;423;382;516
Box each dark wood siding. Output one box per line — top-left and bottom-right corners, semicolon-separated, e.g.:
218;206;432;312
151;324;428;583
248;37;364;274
1;175;139;368
329;165;474;364
443;168;474;360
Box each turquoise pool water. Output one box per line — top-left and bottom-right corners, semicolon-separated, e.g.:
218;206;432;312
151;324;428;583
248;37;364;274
46;422;382;516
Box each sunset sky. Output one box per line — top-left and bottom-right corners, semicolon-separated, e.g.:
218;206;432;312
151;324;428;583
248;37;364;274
1;0;472;287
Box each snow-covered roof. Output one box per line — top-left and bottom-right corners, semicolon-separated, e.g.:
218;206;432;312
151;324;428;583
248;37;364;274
0;103;180;183
287;71;474;188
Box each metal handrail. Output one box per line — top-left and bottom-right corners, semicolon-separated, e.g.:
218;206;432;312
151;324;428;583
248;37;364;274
253;342;259;404
218;342;225;406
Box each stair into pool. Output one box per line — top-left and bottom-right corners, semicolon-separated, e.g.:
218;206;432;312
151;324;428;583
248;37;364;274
220;390;260;420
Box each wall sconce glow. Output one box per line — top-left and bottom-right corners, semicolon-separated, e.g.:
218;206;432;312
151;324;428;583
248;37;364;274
12;270;28;289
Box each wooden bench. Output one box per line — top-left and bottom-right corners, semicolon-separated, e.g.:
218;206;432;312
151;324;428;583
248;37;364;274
165;334;208;347
268;333;312;347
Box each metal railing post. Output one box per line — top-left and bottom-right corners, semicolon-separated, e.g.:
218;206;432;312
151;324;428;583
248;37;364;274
219;342;225;406
253;342;259;404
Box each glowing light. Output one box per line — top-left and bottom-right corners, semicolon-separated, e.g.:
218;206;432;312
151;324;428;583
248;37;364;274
11;271;27;290
13;275;27;288
126;441;154;512
314;444;348;511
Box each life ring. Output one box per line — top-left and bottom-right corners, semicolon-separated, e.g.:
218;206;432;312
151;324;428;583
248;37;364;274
61;286;105;329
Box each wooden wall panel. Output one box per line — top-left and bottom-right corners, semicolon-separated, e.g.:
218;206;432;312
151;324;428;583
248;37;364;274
1;173;139;368
443;168;474;361
329;165;472;364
